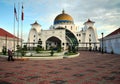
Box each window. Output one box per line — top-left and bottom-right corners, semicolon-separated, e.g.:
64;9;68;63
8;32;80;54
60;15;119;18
71;26;72;30
79;40;81;42
89;39;91;42
79;34;81;36
77;34;78;36
34;35;35;37
89;34;91;37
65;26;67;28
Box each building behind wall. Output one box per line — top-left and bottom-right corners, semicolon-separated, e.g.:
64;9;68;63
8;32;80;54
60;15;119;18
0;28;21;52
28;10;99;50
99;28;120;54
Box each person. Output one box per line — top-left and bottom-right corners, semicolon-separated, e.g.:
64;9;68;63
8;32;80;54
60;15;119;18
8;48;14;61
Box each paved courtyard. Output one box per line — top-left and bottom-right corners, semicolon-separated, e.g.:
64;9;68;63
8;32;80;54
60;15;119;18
0;51;120;84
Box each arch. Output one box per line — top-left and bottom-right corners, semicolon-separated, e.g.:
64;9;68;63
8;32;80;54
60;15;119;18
66;29;78;46
55;27;78;46
46;36;62;50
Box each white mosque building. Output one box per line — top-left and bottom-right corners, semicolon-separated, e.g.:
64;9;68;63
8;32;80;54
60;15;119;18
27;10;99;50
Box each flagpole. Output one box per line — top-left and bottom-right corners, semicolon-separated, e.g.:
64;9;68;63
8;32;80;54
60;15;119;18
17;2;20;58
21;2;23;50
21;2;24;58
20;19;22;58
13;3;16;56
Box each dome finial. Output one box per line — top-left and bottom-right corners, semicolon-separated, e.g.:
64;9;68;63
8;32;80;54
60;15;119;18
62;9;65;14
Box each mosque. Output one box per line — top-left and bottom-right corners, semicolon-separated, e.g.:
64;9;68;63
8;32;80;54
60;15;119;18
28;10;99;50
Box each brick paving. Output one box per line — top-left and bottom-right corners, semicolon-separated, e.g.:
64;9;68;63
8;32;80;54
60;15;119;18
0;51;120;84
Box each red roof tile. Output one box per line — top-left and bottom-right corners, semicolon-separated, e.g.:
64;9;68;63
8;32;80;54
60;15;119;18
106;28;120;37
0;28;18;39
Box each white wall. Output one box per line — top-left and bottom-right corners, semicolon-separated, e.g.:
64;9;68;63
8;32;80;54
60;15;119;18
54;24;78;33
0;37;20;52
40;29;66;50
101;34;120;54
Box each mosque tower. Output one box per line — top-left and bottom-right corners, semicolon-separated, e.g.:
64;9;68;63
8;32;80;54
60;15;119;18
28;21;41;47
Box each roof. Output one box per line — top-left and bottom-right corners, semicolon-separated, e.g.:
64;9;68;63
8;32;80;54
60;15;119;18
54;10;74;24
0;28;18;39
31;21;40;26
106;28;120;37
84;19;95;25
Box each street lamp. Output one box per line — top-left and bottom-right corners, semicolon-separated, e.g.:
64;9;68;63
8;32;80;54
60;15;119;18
101;32;104;54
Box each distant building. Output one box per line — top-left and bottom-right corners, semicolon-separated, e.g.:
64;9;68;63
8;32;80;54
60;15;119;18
0;28;21;52
28;10;99;50
100;28;120;54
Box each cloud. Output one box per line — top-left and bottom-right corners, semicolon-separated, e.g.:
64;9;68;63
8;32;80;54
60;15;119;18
97;25;119;38
1;0;120;41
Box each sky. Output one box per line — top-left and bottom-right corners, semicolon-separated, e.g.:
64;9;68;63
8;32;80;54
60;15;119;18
0;0;120;42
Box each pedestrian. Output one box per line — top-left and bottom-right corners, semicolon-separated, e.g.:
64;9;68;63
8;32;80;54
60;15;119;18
8;48;14;61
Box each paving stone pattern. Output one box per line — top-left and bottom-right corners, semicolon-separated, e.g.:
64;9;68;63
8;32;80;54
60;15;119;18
0;51;120;84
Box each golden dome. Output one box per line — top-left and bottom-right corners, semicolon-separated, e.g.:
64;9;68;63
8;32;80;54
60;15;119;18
54;10;74;24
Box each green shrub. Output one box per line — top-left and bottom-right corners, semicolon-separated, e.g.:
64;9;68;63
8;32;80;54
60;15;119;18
21;50;26;56
36;47;40;53
2;46;6;55
50;47;54;56
111;50;114;54
57;46;61;52
23;45;27;51
68;46;72;53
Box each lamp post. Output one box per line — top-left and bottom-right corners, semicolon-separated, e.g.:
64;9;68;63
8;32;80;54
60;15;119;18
101;32;104;54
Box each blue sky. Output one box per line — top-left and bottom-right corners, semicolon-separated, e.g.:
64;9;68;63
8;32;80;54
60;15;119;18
0;0;120;42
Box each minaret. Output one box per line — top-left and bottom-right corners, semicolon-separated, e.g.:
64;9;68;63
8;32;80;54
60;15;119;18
31;21;41;33
84;19;95;29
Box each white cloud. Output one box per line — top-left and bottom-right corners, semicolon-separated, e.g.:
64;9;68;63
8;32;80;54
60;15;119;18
97;25;119;38
1;0;120;41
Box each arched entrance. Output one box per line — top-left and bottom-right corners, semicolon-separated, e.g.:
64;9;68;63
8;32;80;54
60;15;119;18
46;36;61;50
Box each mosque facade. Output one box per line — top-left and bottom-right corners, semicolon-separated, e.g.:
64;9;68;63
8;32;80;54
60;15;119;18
28;10;99;50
